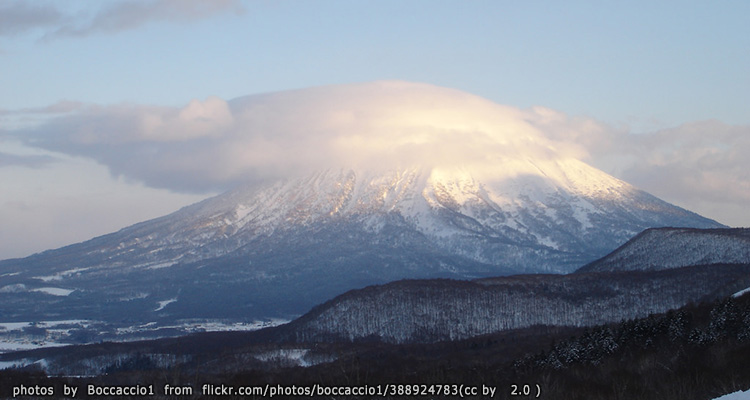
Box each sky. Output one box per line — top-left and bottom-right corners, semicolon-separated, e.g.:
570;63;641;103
0;0;748;259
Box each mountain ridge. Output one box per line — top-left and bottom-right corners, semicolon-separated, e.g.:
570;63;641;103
577;227;750;273
277;263;750;344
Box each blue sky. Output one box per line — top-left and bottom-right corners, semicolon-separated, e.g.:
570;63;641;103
1;0;749;259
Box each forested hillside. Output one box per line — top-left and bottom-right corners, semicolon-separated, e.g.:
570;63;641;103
285;264;750;343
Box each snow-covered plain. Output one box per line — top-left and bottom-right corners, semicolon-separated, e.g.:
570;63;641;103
0;318;288;353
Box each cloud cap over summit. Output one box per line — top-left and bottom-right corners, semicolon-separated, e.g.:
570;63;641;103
15;81;588;193
8;81;750;227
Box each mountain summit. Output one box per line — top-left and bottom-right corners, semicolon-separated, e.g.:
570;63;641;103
0;82;722;338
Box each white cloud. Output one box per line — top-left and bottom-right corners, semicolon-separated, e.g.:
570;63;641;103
593;120;750;226
513;106;750;226
8;81;750;227
14;81;583;192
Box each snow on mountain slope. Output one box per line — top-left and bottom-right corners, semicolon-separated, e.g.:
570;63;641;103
0;81;725;339
578;228;750;273
0;163;723;334
10;159;718;281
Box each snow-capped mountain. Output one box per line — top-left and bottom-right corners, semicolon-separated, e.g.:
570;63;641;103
0;162;722;337
0;81;725;342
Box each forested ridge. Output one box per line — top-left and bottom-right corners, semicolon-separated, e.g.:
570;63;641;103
286;263;750;343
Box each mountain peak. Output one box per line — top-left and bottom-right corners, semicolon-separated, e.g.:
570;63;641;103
99;159;719;278
0;81;726;340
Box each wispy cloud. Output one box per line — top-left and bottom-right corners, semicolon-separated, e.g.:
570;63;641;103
0;0;244;40
0;1;64;36
50;0;244;40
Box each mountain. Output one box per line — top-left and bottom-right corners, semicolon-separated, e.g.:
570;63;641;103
0;165;720;334
577;227;750;272
0;82;724;343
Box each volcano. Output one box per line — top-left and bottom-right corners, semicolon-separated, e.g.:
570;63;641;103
0;82;722;342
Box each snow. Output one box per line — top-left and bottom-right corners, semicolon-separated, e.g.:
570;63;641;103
255;349;310;366
0;320;90;332
34;267;92;282
146;261;177;270
187;319;288;332
0;320;94;352
0;285;76;296
0;322;31;331
16;160;711;283
0;341;65;352
583;228;750;272
31;287;74;296
154;298;177;311
713;389;750;400
0;283;26;293
114;319;288;335
0;361;21;370
0;157;725;347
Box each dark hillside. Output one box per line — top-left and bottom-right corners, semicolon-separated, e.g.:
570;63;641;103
578;227;750;273
2;294;750;399
281;263;750;343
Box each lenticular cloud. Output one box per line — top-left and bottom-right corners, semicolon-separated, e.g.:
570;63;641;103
16;81;590;193
8;81;750;226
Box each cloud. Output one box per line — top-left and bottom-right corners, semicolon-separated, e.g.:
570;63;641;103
10;81;750;226
1;0;244;40
537;115;750;226
0;152;58;168
596;121;750;226
54;0;244;39
619;121;750;201
12;81;583;193
0;1;64;36
1;100;85;115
